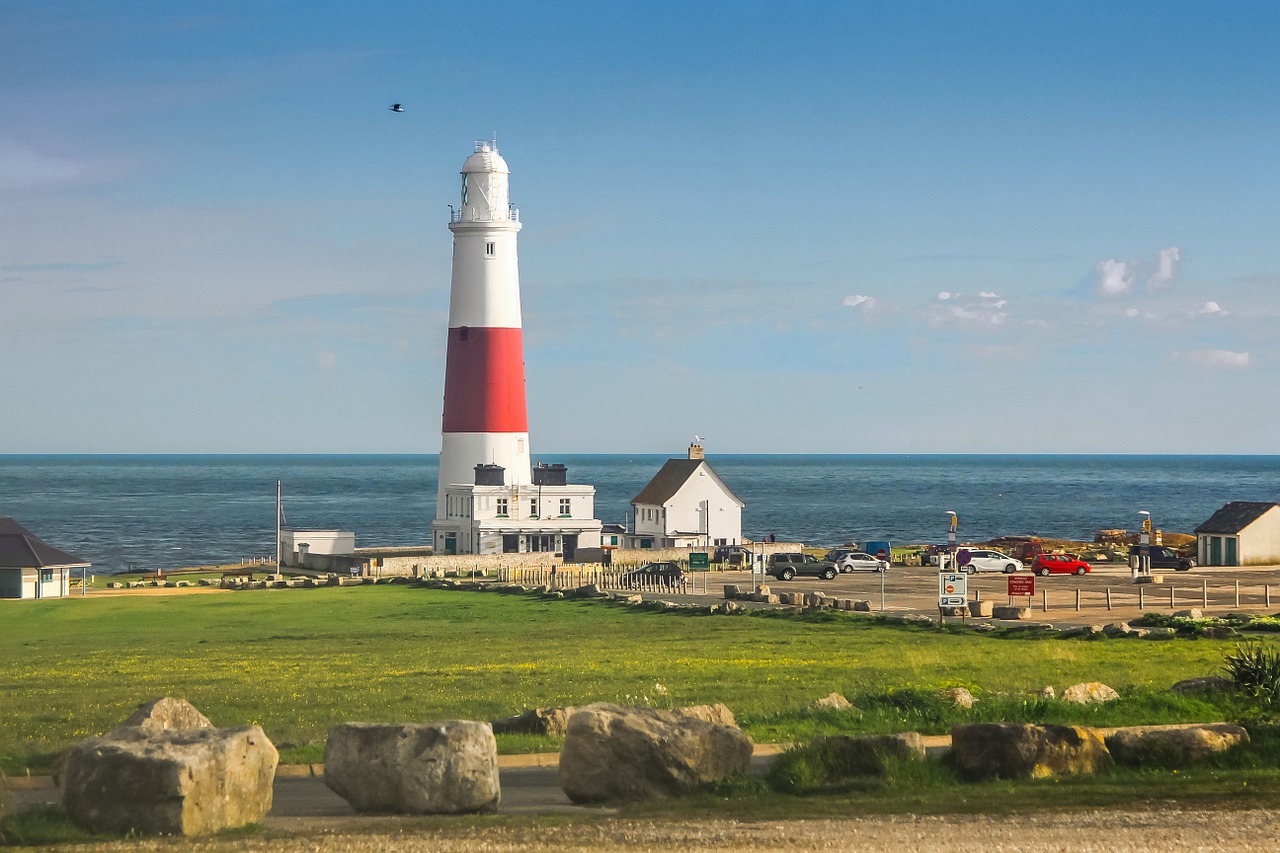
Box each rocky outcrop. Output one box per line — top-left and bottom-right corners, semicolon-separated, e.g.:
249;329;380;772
811;732;925;776
968;599;994;617
491;707;574;737
991;606;1030;620
324;721;500;814
812;692;852;711
558;703;752;802
941;687;976;709
113;696;213;735
1171;675;1233;695
1062;682;1120;704
951;723;1111;780
1105;723;1249;767
63;725;277;836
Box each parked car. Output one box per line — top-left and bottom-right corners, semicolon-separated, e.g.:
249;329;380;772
1128;545;1195;572
712;545;751;567
1031;553;1091;576
835;552;889;573
822;547;862;564
767;553;838;581
619;561;686;588
1010;541;1045;565
951;548;1021;574
920;544;949;566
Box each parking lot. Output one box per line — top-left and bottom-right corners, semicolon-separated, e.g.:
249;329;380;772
704;561;1280;626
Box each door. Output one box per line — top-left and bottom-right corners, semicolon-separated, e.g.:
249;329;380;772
1226;537;1238;566
1210;536;1222;566
563;534;578;561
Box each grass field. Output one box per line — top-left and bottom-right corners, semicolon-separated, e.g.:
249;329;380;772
0;584;1261;774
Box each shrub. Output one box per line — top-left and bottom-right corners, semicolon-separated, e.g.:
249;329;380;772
1223;642;1280;703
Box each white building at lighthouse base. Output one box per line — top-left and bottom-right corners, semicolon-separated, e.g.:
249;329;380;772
432;463;602;558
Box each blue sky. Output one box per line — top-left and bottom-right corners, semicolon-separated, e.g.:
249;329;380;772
3;1;1278;454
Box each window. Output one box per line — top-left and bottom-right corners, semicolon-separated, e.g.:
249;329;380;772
529;498;539;518
485;241;496;257
559;498;571;516
496;498;508;517
715;538;726;546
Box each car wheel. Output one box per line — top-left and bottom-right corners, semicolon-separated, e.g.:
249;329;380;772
1037;567;1049;577
1004;564;1017;573
820;568;836;580
1177;564;1191;572
779;568;795;581
1075;566;1087;576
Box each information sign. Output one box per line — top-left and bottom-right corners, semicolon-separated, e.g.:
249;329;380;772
938;572;967;607
1007;576;1035;597
689;552;709;570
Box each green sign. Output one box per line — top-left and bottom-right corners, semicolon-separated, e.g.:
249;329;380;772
689;552;710;569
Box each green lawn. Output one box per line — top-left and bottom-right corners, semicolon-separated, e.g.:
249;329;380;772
0;585;1256;773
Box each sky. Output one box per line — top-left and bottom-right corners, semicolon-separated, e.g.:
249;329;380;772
3;1;1279;454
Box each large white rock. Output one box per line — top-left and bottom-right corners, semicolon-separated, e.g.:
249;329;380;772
1062;682;1120;704
63;726;277;836
559;703;753;802
114;696;214;735
323;722;499;814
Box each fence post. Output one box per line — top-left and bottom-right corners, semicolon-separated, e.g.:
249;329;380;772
1139;585;1144;610
1042;589;1047;612
1268;585;1272;609
1106;588;1112;610
1170;585;1175;609
1203;579;1208;609
1075;589;1080;611
1236;580;1240;608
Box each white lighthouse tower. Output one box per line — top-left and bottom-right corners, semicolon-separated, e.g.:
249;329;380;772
432;141;601;558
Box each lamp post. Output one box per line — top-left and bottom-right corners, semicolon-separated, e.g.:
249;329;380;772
1137;510;1151;579
945;511;957;570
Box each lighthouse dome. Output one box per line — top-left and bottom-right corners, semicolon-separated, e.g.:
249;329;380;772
462;142;509;175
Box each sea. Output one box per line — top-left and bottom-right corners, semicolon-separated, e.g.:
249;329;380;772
1;455;1277;574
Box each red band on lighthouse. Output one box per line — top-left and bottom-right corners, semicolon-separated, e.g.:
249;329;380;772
441;326;528;433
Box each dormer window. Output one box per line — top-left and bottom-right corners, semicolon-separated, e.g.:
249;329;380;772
485;242;496;258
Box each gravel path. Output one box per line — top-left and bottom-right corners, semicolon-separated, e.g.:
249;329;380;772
53;807;1280;852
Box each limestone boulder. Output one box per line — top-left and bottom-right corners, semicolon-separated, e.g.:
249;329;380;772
63;725;277;836
324;722;498;814
1062;682;1120;704
992;605;1030;620
558;703;752;802
114;696;214;735
810;732;926;776
1103;622;1133;638
812;692;853;711
853;600;872;612
942;687;976;709
968;599;994;617
676;703;737;728
951;723;1112;780
490;707;573;737
1171;675;1233;696
1106;723;1249;767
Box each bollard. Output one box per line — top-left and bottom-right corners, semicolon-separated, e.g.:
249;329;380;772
1170;585;1175;609
1203;579;1208;609
1042;589;1047;612
1106;587;1112;610
1236;580;1240;608
1139;585;1144;609
1075;588;1080;611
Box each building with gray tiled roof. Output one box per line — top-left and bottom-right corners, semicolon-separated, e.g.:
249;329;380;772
1194;501;1280;567
0;517;92;599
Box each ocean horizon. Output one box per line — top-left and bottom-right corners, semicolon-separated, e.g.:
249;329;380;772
2;453;1277;573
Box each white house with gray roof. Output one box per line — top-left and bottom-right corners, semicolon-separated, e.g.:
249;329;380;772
0;517;91;600
628;443;744;549
1194;501;1280;567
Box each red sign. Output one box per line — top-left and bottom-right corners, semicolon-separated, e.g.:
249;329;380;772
1008;576;1035;597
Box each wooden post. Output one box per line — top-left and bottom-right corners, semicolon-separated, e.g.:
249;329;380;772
1203;579;1208;609
1236;580;1241;608
1075;589;1080;611
1268;585;1272;609
1139;585;1144;609
1170;585;1175;609
1106;587;1112;610
1042;589;1047;612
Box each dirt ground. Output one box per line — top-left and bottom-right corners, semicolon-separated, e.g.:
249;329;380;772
45;806;1280;852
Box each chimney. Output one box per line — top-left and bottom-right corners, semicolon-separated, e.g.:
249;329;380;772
688;443;704;460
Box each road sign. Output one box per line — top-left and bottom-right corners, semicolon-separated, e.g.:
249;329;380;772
689;552;709;569
956;548;972;568
876;548;889;560
1008;576;1035;597
938;572;968;607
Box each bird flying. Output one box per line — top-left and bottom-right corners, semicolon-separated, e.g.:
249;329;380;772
389;103;405;112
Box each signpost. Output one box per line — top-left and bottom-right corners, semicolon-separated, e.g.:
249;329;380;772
938;572;967;608
1008;575;1034;606
689;552;709;570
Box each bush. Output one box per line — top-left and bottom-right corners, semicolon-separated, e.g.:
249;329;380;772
1223;642;1280;703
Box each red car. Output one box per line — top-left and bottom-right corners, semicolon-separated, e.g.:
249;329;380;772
1030;553;1090;576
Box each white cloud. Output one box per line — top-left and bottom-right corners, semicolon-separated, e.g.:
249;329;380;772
978;291;999;299
1095;259;1133;297
1147;246;1181;293
1185;349;1249;369
1194;300;1227;316
937;291;954;301
1124;308;1140;317
841;294;877;310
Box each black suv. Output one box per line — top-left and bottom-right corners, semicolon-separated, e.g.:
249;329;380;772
767;553;837;581
712;545;751;566
1128;545;1194;572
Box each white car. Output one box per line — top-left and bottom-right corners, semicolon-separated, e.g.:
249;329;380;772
835;552;889;573
953;548;1021;574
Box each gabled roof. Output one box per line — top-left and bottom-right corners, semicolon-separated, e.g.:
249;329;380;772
630;459;744;508
1194;501;1280;535
0;517;91;569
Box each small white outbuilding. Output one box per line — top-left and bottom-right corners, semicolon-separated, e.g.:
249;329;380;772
0;517;91;600
1194;501;1280;567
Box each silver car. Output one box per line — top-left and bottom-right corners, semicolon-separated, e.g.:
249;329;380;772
954;548;1021;574
835;552;889;573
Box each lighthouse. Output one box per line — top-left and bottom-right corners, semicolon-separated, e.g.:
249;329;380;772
432;141;601;558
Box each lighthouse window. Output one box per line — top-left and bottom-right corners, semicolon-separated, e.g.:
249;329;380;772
496;498;508;518
559;498;571;516
485;241;496;257
529;499;539;518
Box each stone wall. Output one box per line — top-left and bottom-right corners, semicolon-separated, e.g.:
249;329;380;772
293;543;802;577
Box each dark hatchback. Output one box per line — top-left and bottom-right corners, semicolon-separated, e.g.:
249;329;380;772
619;561;687;588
